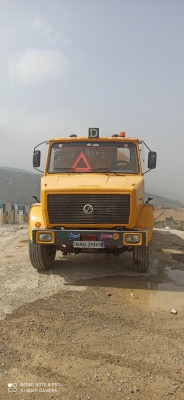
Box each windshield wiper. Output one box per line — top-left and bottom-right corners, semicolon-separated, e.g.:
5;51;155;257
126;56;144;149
92;168;125;176
92;168;111;172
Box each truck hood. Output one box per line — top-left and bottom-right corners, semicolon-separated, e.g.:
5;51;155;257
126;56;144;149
42;174;143;193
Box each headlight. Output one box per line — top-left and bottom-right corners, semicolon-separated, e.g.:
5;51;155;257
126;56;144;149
39;233;53;242
125;234;140;243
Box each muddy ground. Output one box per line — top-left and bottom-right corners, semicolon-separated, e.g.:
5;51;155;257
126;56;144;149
0;225;184;399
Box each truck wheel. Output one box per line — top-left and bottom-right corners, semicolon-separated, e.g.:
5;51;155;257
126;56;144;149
29;240;56;270
133;243;150;273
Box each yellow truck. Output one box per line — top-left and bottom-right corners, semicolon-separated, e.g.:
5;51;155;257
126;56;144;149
29;129;157;273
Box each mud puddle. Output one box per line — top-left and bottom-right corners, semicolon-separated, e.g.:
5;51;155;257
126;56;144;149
149;266;184;311
100;263;184;312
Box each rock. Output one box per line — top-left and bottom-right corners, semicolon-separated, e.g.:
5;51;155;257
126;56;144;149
170;308;177;314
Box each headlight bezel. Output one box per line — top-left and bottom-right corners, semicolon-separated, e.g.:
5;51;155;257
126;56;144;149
123;233;142;245
36;231;54;243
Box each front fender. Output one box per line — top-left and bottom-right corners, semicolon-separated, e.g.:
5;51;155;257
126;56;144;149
29;204;45;240
138;204;154;242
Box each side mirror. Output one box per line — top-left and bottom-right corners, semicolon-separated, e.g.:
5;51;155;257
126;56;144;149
148;151;157;169
33;150;41;168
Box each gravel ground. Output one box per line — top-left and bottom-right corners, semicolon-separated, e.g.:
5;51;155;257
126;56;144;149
0;225;184;399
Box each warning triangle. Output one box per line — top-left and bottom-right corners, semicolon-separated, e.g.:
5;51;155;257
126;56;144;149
71;151;92;171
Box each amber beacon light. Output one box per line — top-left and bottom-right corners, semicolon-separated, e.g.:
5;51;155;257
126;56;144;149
119;132;126;137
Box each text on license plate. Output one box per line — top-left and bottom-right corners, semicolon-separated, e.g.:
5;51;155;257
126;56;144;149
73;241;104;248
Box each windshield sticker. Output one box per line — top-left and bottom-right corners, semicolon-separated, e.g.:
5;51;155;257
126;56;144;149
59;144;63;148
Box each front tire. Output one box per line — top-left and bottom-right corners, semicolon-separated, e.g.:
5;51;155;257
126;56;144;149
133;243;150;273
29;240;56;270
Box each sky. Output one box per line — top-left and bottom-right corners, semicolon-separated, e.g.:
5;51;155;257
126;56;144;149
0;0;184;201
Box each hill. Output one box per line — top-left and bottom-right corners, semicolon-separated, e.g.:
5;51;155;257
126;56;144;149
0;167;41;205
0;166;183;207
145;192;184;209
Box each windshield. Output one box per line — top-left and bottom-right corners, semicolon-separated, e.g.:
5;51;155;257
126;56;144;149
48;141;139;174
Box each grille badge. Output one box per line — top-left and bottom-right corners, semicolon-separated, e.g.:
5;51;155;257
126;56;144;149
83;204;93;214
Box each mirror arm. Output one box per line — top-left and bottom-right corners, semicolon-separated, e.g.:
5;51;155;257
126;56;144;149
139;140;151;151
142;169;151;175
34;167;44;173
34;140;48;151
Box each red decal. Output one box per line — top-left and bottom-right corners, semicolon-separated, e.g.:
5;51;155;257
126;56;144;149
71;151;92;171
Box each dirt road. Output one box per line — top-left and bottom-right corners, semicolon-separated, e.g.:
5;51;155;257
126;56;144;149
0;225;184;399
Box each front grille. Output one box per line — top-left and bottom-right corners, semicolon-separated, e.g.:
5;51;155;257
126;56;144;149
47;194;130;224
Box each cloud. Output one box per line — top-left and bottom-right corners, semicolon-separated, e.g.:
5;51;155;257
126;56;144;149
30;16;61;44
8;48;67;85
28;15;70;46
32;16;45;31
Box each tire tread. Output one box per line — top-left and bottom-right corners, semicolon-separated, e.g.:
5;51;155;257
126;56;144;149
133;242;150;273
29;241;56;270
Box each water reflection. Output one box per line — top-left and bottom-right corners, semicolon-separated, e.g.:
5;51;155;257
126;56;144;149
164;266;184;287
113;266;184;311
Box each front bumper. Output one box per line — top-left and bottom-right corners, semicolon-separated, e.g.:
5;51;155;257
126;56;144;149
32;228;148;248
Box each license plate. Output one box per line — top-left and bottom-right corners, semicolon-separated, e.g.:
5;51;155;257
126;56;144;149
73;241;104;248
